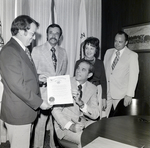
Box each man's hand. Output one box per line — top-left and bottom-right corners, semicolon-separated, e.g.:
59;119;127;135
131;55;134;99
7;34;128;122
102;98;107;110
69;123;84;133
124;95;132;107
72;90;83;107
39;74;48;83
40;100;53;110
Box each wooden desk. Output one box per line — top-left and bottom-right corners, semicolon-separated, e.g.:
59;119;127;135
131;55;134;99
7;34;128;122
81;116;150;148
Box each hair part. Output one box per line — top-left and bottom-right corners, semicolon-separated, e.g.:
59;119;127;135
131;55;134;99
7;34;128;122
11;15;39;36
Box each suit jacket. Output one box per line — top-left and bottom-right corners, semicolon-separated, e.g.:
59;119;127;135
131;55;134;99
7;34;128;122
52;77;99;139
75;58;107;99
0;38;42;125
31;41;68;101
104;46;139;99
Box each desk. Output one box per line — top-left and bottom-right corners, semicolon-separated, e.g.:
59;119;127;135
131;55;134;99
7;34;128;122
81;116;150;148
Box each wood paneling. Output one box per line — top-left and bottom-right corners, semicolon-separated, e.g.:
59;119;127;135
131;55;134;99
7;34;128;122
102;0;150;105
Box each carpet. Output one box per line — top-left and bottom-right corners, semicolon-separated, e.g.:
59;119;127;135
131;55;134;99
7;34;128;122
0;130;51;148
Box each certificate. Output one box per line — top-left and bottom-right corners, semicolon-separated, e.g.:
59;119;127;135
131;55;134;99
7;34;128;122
47;75;73;105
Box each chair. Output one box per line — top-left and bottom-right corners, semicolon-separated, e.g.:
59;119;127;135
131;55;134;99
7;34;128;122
114;98;150;116
56;138;78;148
97;85;107;119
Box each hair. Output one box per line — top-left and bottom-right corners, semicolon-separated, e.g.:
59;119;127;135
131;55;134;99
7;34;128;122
46;24;62;37
76;59;95;74
116;31;128;42
83;37;100;58
11;15;39;36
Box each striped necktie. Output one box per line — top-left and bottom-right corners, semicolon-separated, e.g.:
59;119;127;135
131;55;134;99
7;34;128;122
78;84;82;101
51;47;57;71
112;51;120;70
25;47;33;64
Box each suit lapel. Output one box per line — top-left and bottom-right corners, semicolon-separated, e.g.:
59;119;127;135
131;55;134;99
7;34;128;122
56;47;63;74
41;42;56;75
108;49;115;72
82;82;93;103
11;38;38;78
114;47;130;69
71;78;93;104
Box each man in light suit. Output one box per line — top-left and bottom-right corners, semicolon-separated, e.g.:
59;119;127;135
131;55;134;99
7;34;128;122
32;24;68;148
52;60;99;148
0;15;51;148
104;31;139;117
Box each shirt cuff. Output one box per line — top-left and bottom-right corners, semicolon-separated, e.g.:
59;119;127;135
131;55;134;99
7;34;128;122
64;121;74;130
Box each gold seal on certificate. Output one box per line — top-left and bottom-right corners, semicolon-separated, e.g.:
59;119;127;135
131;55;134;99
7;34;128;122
47;75;73;105
49;97;55;102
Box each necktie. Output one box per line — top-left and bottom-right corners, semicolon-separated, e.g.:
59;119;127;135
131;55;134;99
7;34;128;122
25;47;33;64
112;51;120;70
78;84;82;100
51;47;57;71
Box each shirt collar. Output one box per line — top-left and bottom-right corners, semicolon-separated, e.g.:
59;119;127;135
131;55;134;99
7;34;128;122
115;46;126;57
48;42;58;50
12;36;26;51
76;81;86;88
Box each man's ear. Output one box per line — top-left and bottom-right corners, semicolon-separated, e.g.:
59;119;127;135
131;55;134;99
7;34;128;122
88;72;93;79
19;30;27;36
125;40;128;46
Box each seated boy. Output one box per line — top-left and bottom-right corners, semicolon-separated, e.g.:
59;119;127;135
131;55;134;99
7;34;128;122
52;59;100;148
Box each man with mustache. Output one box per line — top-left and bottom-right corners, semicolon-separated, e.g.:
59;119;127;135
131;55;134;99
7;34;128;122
32;24;68;148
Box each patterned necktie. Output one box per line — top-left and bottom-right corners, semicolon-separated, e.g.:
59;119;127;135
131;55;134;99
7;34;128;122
51;47;57;71
112;50;120;70
25;47;33;64
78;84;82;101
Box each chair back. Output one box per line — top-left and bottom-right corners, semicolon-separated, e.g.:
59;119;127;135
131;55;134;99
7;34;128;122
97;85;107;119
114;98;150;116
57;138;78;148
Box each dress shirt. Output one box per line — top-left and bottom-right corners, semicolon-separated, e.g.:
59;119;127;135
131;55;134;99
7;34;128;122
111;46;126;64
49;43;58;58
12;36;26;51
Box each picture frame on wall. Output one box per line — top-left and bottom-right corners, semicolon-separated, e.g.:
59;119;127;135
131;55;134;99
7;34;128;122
123;23;150;52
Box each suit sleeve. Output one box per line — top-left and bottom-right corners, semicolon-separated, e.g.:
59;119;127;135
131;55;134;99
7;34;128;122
127;52;139;97
83;87;99;120
31;47;40;71
0;47;42;110
61;49;68;75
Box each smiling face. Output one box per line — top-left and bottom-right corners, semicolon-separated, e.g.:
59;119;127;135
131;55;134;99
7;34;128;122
84;43;96;60
114;34;128;51
75;62;93;84
47;27;61;46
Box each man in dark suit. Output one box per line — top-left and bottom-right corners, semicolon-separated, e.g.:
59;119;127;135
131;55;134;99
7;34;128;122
0;15;52;148
52;60;99;148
